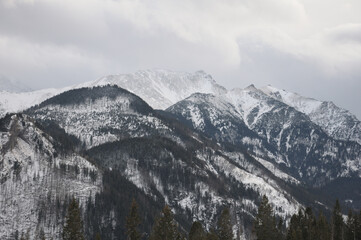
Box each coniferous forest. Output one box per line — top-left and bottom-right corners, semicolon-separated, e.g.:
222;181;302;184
18;193;361;240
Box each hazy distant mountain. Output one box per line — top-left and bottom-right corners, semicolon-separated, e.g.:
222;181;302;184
0;88;68;119
0;75;31;93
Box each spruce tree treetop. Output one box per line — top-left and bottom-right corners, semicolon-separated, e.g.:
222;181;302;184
316;211;330;240
345;210;355;240
254;195;279;240
149;205;184;240
189;221;206;240
126;199;142;240
332;199;344;240
206;228;219;240
63;197;85;240
217;207;233;240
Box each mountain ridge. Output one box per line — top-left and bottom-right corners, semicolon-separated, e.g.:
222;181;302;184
1;70;361;239
260;85;361;145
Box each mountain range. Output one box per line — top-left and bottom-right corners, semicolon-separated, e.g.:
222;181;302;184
1;69;360;239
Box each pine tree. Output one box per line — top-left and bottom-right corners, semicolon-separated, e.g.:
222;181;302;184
126;199;142;240
217;207;233;240
345;210;355;240
189;221;206;240
316;211;331;240
286;211;302;240
95;232;101;240
149;205;183;240
254;195;278;240
62;197;85;240
356;211;361;240
206;228;219;240
303;207;317;240
332;199;344;240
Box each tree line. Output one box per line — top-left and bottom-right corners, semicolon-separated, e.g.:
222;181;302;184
254;196;361;240
63;198;234;240
20;195;361;239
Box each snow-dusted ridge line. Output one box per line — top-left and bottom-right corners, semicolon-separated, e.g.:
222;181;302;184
0;69;226;118
260;85;361;145
1;68;359;136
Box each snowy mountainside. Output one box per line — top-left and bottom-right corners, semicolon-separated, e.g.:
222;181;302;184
261;85;361;145
167;89;361;187
24;85;309;238
26;85;171;148
166;93;289;168
1;68;360;147
85;130;301;238
0;114;101;239
225;87;361;185
0;69;225;118
79;69;227;109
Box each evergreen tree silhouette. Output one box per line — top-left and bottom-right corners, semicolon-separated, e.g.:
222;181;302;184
126;199;142;240
217;207;233;240
189;221;206;240
149;205;183;240
332;199;344;240
63;197;85;240
254;195;279;240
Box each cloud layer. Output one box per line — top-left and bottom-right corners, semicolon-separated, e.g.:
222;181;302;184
1;0;361;118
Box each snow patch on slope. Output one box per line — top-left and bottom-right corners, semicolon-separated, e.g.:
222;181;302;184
206;151;300;218
225;87;275;128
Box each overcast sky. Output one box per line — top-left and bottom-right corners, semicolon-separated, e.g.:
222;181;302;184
1;0;361;118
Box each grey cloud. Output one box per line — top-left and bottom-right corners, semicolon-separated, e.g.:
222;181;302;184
327;24;361;44
0;0;360;119
219;41;361;119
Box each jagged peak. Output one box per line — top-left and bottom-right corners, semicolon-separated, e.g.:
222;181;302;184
244;84;257;91
261;84;281;93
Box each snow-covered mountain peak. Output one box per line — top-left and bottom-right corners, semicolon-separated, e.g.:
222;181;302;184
82;69;227;110
260;85;322;115
229;85;268;100
244;84;258;92
2;69;361;145
222;87;278;129
260;85;361;144
0;69;225;118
